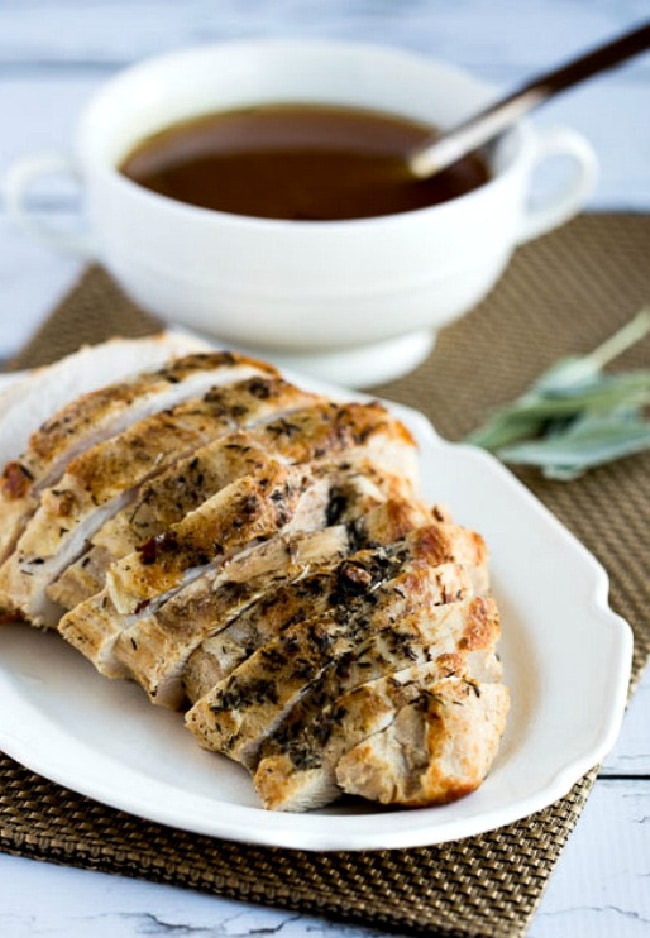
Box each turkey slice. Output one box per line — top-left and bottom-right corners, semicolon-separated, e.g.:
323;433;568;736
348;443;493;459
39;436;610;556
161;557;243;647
0;376;318;626
183;516;483;703
114;471;423;708
0;331;208;469
335;677;509;807
59;526;349;684
49;399;417;610
186;581;495;769
0;350;277;564
254;650;504;811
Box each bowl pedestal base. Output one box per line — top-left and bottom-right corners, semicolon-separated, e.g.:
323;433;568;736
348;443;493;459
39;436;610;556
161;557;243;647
232;330;434;388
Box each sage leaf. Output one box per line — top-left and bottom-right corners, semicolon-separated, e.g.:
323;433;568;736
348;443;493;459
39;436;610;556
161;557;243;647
466;372;650;450
496;417;650;473
466;307;650;477
532;307;650;394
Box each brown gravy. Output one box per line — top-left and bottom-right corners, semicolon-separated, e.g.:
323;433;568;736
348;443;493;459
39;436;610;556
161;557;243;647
119;103;490;221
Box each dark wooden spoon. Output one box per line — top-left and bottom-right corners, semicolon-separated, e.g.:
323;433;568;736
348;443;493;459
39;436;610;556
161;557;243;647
409;21;650;178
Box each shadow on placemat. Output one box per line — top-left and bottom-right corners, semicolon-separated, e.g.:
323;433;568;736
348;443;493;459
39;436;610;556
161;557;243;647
3;212;650;937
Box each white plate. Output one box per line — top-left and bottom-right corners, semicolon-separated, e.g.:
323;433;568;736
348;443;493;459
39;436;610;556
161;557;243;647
0;370;632;851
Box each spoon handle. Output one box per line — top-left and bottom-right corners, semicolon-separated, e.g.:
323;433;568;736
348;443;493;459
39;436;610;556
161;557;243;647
409;21;650;178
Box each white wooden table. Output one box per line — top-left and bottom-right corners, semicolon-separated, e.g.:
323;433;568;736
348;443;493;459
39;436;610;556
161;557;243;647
0;3;648;936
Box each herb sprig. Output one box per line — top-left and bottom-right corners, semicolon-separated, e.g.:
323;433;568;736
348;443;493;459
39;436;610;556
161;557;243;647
466;307;650;479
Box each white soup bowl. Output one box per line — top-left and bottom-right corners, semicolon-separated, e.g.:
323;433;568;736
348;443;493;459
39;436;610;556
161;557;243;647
5;40;598;386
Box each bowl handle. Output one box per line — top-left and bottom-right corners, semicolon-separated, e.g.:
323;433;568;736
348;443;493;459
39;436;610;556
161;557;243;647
517;126;598;244
4;153;98;258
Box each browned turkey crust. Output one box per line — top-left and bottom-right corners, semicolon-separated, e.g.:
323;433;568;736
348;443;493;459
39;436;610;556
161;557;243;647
0;351;277;565
49;399;418;611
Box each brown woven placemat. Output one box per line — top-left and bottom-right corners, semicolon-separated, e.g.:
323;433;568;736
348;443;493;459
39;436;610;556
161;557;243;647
2;212;650;937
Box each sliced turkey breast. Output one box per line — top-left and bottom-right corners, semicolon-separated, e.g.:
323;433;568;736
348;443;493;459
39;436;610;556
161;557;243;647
335;677;509;806
58;525;349;683
0;332;208;469
0;351;278;566
48;438;274;611
186;583;496;770
253;651;504;811
104;481;449;707
0;335;509;814
48;399;418;610
99;463;328;617
183;521;479;704
1;376;320;626
57;466;402;698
